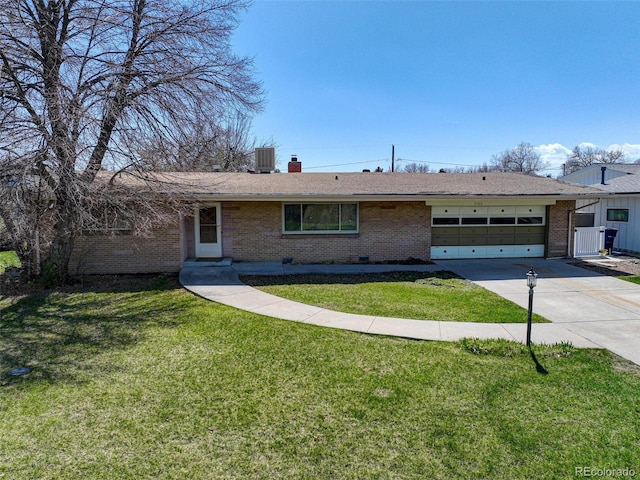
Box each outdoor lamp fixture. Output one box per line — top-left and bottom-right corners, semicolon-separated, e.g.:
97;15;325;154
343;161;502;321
526;266;538;347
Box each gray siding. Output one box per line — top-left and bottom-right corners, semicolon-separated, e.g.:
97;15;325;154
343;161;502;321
576;197;640;253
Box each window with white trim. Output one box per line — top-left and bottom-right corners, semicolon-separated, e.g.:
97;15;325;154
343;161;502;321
82;208;132;233
284;203;358;233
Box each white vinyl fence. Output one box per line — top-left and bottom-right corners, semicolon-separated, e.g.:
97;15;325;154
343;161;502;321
574;226;605;257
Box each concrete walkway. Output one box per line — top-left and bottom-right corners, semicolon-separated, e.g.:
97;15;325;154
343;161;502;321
179;258;640;365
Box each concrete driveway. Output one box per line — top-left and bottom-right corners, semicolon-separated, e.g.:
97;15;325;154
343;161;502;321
435;258;640;365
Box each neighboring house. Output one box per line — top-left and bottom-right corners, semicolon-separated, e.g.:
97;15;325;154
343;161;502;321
69;165;602;275
560;163;640;254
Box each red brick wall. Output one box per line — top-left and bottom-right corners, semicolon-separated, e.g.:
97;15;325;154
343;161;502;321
183;215;195;259
546;200;576;258
69;217;186;275
220;201;431;263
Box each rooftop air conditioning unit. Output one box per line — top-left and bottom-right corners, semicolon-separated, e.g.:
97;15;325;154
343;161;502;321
255;147;275;173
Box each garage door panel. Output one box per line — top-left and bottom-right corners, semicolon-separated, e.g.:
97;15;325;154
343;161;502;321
516;225;545;235
486;246;516;257
516;206;545;215
458;246;487;257
431;246;459;259
432;207;460;216
460;207;487;215
432;227;461;236
487;235;515;245
432;236;459;246
490;226;516;235
459;235;488;246
460;227;488;235
515;245;545;257
489;206;516;215
515;234;545;245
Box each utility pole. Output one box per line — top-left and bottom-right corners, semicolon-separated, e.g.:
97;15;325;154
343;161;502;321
391;145;395;172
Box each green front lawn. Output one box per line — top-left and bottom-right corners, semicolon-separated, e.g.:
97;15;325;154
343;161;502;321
242;271;548;323
0;250;20;273
621;276;640;285
1;277;638;479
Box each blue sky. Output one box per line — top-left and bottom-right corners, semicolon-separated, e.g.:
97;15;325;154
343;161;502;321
232;1;640;175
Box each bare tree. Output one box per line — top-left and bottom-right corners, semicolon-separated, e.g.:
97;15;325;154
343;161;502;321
140;111;275;172
453;162;493;173
564;145;627;174
490;142;547;175
0;0;263;282
401;162;431;173
470;162;493;173
399;162;495;174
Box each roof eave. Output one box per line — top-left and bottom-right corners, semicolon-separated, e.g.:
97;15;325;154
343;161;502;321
188;192;605;202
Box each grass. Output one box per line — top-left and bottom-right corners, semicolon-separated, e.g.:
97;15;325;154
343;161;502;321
621;275;640;285
242;271;548;323
0;250;20;273
1;276;639;479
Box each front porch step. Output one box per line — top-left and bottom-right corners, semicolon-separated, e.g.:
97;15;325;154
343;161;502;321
183;257;232;268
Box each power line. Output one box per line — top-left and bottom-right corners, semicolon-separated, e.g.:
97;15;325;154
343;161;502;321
301;157;568;171
396;158;486;168
302;158;490;170
288;144;387;151
394;143;500;151
289;143;502;152
397;157;567;170
303;159;389;170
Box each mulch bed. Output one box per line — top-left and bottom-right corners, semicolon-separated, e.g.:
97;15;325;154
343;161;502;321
567;256;640;277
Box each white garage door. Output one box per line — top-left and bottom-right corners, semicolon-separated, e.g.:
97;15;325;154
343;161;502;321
431;205;546;259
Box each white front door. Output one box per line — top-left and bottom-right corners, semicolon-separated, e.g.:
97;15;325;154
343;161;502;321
195;204;222;258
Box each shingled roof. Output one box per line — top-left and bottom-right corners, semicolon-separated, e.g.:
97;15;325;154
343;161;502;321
106;171;604;201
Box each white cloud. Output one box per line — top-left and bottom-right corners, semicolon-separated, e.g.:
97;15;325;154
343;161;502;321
606;143;640;161
576;142;598;149
535;143;572;172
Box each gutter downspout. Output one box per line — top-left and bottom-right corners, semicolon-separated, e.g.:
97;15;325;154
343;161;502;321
567;199;601;258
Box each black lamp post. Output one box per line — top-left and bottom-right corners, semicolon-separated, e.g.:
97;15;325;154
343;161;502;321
526;266;538;347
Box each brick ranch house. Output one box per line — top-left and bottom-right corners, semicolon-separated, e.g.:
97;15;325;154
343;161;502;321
68;170;603;275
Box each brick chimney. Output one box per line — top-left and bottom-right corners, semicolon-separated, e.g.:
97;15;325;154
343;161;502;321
288;155;301;173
